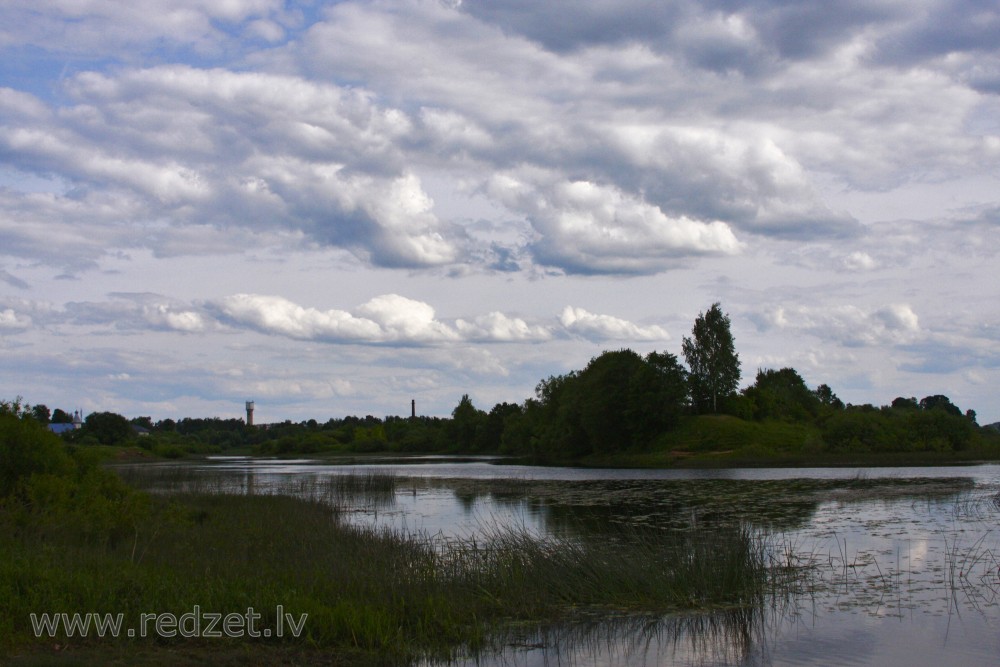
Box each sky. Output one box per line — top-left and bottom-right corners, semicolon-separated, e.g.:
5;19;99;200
1;0;999;425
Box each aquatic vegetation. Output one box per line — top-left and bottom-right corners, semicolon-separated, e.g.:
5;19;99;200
8;445;1000;665
1;491;796;665
4;458;825;665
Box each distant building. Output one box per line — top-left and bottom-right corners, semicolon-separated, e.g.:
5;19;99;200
48;410;84;435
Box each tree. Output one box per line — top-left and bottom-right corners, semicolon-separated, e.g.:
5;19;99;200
682;303;741;413
449;394;485;451
743;368;821;421
919;395;962;417
0;396;29;419
628;351;689;439
130;416;154;430
525;349;691;459
530;372;588;460
1;410;74;497
576;349;647;453
814;384;844;410
475;402;522;452
31;404;51;425
82;411;132;445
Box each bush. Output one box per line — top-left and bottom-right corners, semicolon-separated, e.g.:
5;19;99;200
0;411;150;543
0;413;74;498
82;411;133;446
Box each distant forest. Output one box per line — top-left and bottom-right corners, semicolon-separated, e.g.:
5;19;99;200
11;304;1000;463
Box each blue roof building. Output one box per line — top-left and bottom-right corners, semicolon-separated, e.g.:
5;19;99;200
48;410;84;435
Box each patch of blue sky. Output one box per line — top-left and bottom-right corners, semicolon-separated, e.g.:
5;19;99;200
0;166;69;195
1;45;91;104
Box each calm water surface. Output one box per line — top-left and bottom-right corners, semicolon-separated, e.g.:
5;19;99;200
125;457;1000;666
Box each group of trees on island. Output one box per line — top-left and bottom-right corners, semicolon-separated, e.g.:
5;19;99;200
7;303;998;461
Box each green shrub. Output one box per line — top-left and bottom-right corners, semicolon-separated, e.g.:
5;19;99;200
1;412;151;543
0;413;74;498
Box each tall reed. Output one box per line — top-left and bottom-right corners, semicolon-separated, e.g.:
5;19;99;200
3;488;786;664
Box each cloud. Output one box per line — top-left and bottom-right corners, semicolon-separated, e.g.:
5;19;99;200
214;294;386;343
301;3;865;246
560;306;669;342
457;1;903;64
214;293;471;345
603;124;861;239
756;303;921;347
454;312;552;342
355;294;460;343
842;251;877;271
1;0;999;423
236;378;355;400
0;293;213;334
1;68;466;270
143;306;208;333
216;294;665;345
0;0;293;57
487;172;742;274
6;0;987;278
2;289;679;348
0;307;31;331
0;269;30;290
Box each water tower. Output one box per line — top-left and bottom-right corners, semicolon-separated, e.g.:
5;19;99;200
245;401;255;427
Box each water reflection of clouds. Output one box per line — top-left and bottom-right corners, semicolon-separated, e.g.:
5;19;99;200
908;539;929;568
347;488;548;540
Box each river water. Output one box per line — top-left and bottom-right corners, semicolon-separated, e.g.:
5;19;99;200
122;457;1000;666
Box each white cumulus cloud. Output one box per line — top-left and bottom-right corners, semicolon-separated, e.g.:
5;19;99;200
487;171;742;274
215;294;385;343
455;312;552;342
560;306;669;341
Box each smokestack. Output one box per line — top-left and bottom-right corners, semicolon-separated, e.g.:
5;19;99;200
411;399;416;419
245;400;255;427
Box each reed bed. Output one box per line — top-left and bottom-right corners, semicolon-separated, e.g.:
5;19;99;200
2;482;793;665
116;464;399;509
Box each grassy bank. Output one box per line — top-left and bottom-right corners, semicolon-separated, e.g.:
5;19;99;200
574;414;1000;468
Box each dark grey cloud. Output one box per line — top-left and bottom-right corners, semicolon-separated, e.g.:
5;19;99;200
457;1;688;54
873;0;1000;65
459;0;905;68
709;0;904;60
0;269;29;290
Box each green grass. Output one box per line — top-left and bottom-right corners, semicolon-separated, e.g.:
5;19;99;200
576;414;1000;468
661;415;821;456
577;415;822;467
